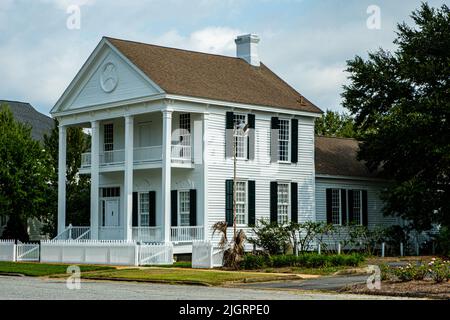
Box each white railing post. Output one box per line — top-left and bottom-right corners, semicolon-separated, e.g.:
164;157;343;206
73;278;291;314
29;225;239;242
400;242;404;257
337;242;341;255
381;242;385;257
318;243;321;255
68;224;73;240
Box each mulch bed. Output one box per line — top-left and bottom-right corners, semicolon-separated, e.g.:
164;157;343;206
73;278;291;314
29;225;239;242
340;280;450;299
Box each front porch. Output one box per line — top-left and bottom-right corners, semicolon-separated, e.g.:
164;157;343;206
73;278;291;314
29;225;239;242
55;225;204;243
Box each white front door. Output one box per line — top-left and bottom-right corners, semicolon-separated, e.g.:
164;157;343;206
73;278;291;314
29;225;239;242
105;199;120;227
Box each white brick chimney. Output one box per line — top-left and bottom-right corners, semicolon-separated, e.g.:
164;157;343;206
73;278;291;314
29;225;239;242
235;34;260;67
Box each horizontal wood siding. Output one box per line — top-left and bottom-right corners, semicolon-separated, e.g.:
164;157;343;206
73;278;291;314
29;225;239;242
206;108;316;247
315;177;398;229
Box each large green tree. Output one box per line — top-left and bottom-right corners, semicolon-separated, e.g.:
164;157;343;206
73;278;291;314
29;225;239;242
342;3;450;230
315;109;359;138
0;104;52;241
42;120;91;237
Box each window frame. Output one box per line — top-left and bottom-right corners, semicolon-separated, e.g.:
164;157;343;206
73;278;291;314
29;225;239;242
234;180;248;226
178;190;191;227
277;118;291;163
352;189;363;226
233;113;248;160
277;182;291;225
138;192;150;227
331;188;342;225
103;123;114;152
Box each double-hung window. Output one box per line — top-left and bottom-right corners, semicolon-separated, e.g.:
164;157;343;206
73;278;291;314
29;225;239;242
233;114;247;159
352;190;362;225
139;193;150;227
331;189;341;225
235;181;247;225
278;119;290;162
179;191;190;227
277;183;290;224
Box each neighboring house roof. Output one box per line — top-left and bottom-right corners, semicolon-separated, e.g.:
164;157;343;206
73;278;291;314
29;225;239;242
106;37;322;114
0;100;54;141
315;136;381;179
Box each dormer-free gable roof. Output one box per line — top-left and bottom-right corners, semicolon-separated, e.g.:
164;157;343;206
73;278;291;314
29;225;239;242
106;37;322;114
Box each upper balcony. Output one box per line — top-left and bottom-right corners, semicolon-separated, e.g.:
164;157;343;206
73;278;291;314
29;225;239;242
80;144;193;172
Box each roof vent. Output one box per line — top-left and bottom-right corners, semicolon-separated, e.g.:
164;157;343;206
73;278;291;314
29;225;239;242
235;34;260;67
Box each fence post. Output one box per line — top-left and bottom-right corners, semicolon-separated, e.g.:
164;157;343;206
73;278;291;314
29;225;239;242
381;242;385;258
337;243;341;255
318;243;321;255
68;224;72;240
400;242;404;257
134;243;140;266
13;243;17;262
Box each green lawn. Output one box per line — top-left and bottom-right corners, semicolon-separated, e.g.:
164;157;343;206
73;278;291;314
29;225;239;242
81;267;299;286
0;261;115;277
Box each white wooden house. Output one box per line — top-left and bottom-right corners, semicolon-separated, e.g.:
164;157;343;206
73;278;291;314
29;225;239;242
50;34;395;254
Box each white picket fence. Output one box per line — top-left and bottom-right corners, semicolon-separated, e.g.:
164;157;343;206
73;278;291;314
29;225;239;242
0;240;16;261
16;242;40;262
139;243;174;265
192;241;223;269
41;240;139;266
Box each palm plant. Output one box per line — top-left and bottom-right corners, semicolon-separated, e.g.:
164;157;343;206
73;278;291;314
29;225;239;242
212;221;246;269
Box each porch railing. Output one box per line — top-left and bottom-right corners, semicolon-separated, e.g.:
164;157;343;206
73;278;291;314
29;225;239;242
132;227;163;243
170;226;204;243
53;225;90;241
98;226;123;240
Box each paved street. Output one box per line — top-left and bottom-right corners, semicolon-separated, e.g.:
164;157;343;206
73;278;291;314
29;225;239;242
0;275;413;300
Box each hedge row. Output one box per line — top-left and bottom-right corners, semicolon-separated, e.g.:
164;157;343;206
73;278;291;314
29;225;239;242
241;253;365;270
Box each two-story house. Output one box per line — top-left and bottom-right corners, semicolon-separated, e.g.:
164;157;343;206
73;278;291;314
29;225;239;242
50;34;321;252
51;34;396;254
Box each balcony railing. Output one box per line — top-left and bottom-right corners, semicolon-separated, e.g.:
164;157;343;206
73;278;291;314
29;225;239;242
80;145;192;168
170;226;204;243
134;146;162;163
171;144;192;162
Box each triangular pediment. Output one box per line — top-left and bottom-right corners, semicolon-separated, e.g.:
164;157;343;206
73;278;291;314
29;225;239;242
52;39;164;114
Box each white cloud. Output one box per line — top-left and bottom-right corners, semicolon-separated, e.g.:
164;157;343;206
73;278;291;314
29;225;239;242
153;27;242;56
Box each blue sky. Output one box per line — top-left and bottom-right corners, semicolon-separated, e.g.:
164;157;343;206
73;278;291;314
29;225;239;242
0;0;447;115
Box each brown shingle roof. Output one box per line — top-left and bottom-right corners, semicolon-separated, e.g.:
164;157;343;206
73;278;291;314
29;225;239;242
106;37;322;113
315;136;381;179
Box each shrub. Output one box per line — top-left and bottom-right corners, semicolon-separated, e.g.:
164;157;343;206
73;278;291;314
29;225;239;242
241;253;364;269
428;258;450;283
248;219;290;255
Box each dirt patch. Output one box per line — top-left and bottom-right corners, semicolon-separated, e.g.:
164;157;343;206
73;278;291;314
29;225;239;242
340;280;450;299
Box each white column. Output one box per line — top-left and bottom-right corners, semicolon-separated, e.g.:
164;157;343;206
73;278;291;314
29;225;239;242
124;115;134;241
202;113;209;240
57;124;67;235
90;121;100;240
162;109;173;243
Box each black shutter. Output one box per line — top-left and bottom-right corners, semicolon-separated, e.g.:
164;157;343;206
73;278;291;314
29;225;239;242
225;180;234;227
362;190;368;226
149;191;156;227
341;189;347;225
189;189;197;226
291;118;298;163
247;114;256;160
132;192;138;227
291;182;298;223
271;117;279;129
270;181;278;223
171;190;178;226
347;190;354;224
225;112;234;158
226;112;234;129
248;114;255;129
248;180;256;227
326;189;332;224
270;117;279;163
